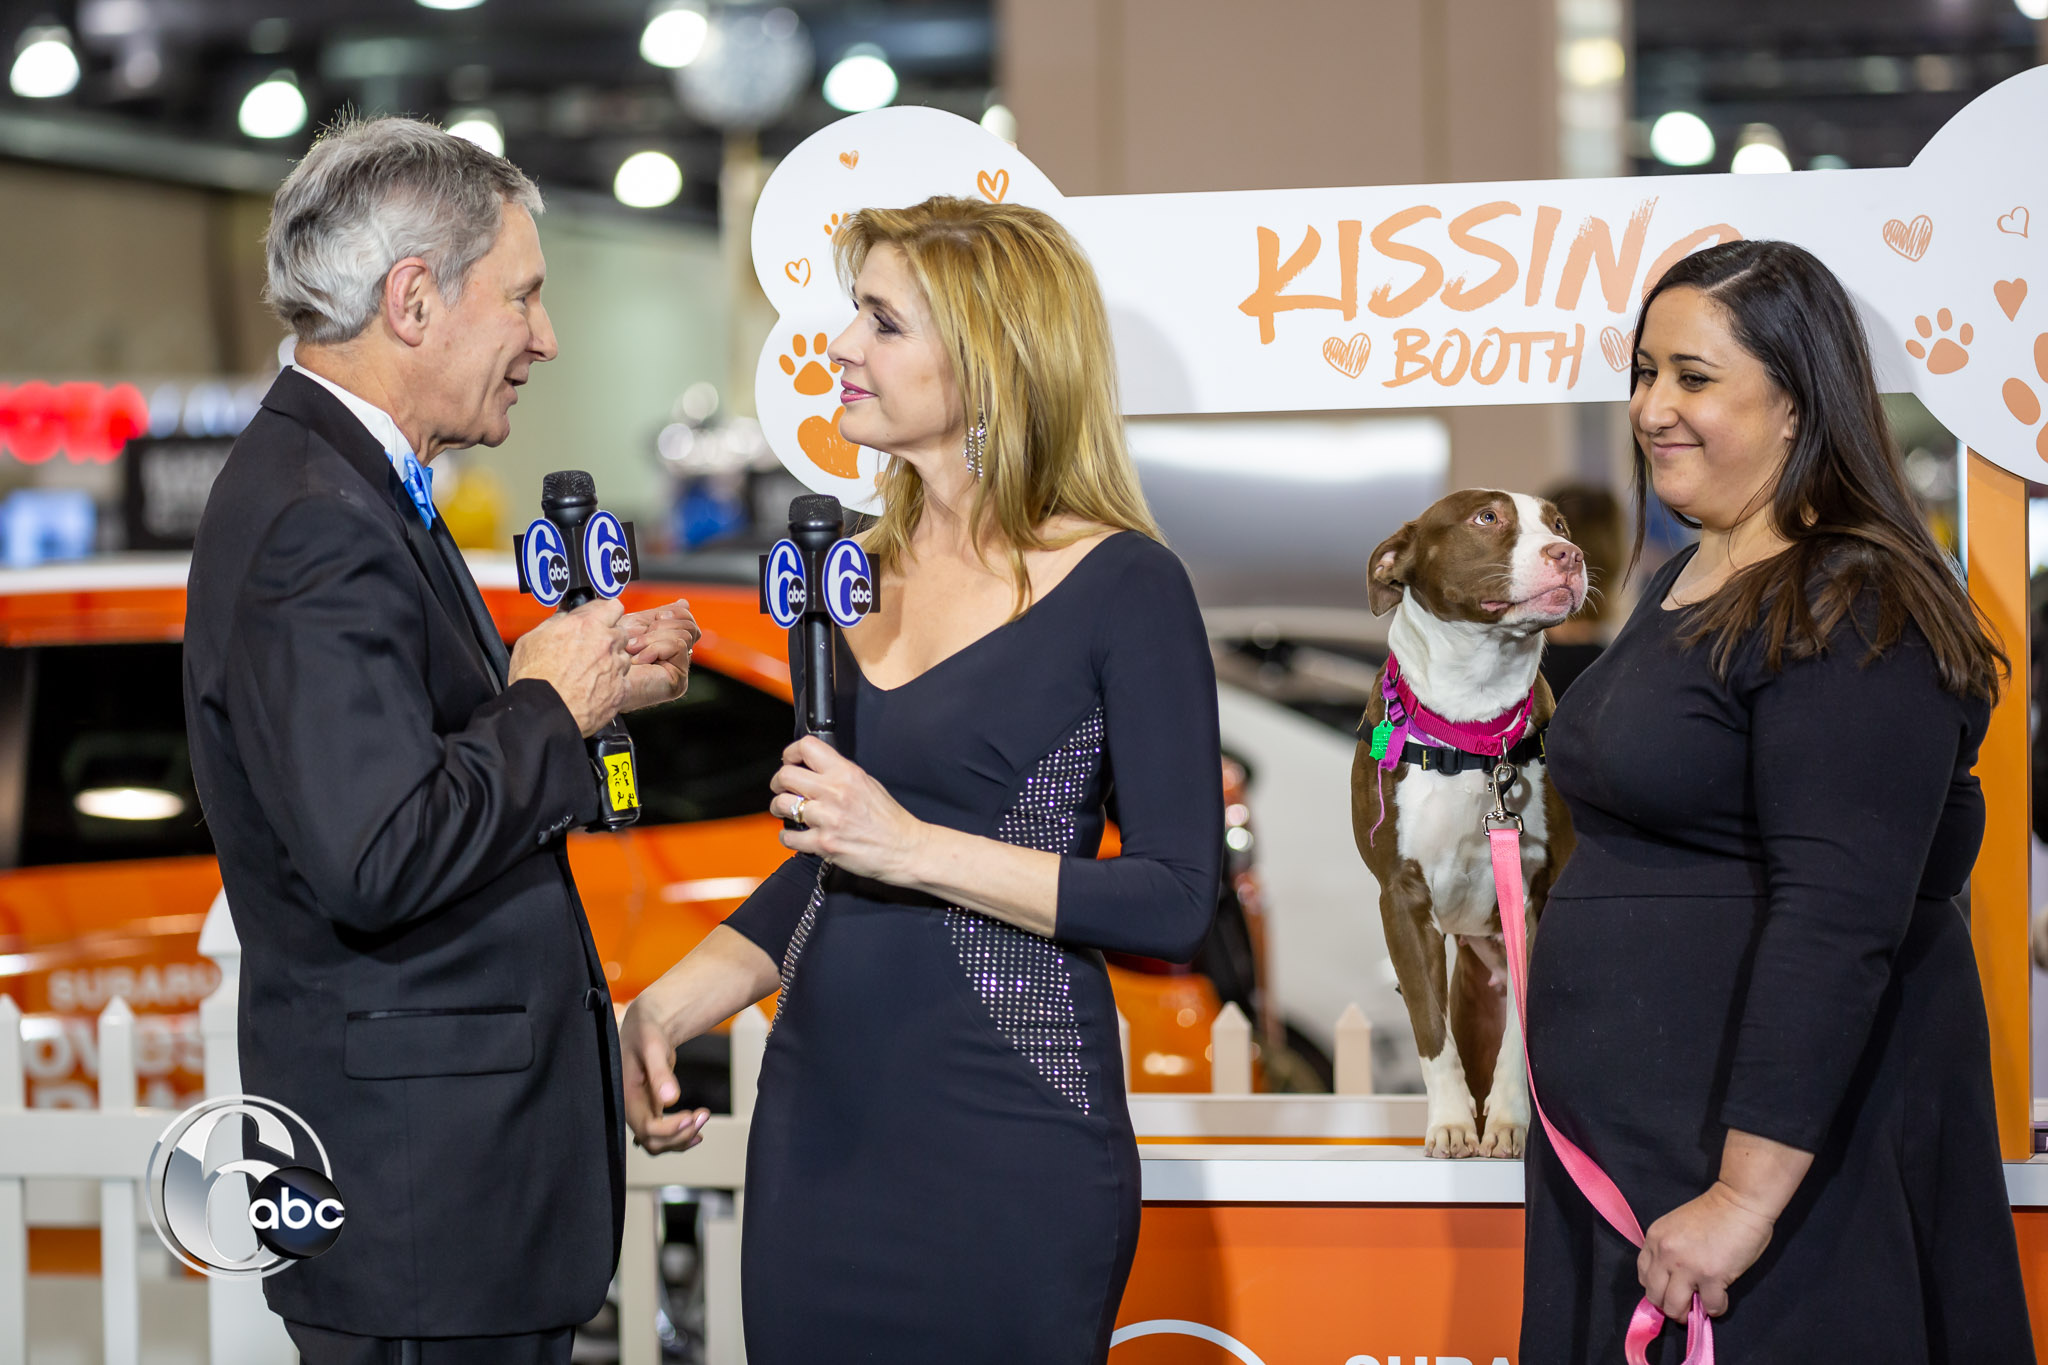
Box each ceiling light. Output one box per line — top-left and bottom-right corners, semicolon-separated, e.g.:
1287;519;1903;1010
11;28;80;99
980;102;1017;143
2018;0;2048;20
823;46;897;113
447;109;504;157
1731;123;1790;174
79;1;150;39
1808;152;1850;170
75;787;186;821
249;18;291;54
239;71;307;139
1730;142;1791;174
416;0;487;9
1648;110;1714;167
1562;36;1626;87
614;150;682;208
119;44;162;89
1860;55;1905;93
642;4;709;68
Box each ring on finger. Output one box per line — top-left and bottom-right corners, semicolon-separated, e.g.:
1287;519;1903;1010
791;796;810;827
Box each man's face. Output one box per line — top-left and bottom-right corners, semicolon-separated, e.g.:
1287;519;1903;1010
413;202;557;456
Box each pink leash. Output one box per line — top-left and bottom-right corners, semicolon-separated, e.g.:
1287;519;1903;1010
1487;773;1714;1365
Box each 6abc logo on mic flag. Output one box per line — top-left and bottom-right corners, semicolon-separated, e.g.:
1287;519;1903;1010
760;535;876;629
145;1094;347;1277
516;511;639;609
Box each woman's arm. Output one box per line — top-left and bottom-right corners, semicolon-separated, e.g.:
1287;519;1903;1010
770;541;1223;959
768;740;1062;932
1721;629;1961;1151
1638;624;1964;1314
622;853;818;1151
620;925;781;1152
1638;1128;1815;1318
1049;545;1223;960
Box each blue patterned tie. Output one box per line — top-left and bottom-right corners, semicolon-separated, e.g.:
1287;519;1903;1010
389;448;436;527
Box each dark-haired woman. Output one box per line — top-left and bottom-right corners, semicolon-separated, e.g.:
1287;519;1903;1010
1520;239;2034;1363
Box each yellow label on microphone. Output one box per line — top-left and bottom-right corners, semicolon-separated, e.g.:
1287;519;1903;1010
602;752;639;812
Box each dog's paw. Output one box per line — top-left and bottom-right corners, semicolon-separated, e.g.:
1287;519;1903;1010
1424;1119;1481;1158
1478;1114;1527;1158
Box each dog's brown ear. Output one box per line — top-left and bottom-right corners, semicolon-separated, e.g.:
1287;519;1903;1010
1367;524;1416;616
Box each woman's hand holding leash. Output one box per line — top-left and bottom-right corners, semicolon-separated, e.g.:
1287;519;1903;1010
1638;1126;1811;1319
1637;1182;1775;1319
771;736;928;881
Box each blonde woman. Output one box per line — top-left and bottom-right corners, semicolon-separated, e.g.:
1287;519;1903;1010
619;197;1222;1361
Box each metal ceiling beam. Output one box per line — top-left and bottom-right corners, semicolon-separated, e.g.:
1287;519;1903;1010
0;107;292;193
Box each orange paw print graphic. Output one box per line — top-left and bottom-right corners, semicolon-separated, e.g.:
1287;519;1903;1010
822;212;846;237
1905;309;1972;375
778;332;861;478
779;332;838;396
1999;334;2048;462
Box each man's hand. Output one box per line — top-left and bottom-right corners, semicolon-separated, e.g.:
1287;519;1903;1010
620;995;711;1154
507;598;630;737
621;600;700;712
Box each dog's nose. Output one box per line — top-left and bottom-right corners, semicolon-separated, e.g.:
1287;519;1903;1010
1545;541;1584;572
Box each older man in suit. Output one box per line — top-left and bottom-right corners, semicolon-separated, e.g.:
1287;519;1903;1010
183;116;713;1364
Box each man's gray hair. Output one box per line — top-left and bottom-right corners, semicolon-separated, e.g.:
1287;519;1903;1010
265;115;544;345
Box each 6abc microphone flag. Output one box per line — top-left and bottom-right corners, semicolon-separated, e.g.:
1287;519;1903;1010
760;495;875;832
515;470;644;830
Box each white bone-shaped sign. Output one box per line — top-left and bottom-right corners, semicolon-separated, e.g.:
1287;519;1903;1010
755;68;2048;511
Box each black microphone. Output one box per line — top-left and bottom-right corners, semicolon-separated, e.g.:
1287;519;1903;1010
540;471;600;607
517;469;642;831
759;493;878;830
789;494;844;749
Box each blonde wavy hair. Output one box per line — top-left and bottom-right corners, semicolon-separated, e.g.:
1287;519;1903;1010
832;196;1161;611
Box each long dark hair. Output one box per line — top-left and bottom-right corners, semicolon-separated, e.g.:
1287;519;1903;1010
1630;239;2005;700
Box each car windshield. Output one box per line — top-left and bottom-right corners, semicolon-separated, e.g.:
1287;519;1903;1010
3;641;795;868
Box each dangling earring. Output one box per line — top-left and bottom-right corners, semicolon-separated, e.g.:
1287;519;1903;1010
963;412;987;480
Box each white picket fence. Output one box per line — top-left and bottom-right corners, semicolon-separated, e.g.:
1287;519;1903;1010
0;893;290;1365
0;897;1406;1365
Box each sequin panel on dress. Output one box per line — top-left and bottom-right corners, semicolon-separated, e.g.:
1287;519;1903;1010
773;864;828;1030
947;707;1103;1112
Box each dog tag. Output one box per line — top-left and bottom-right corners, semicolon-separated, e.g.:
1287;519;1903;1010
1368;719;1395;761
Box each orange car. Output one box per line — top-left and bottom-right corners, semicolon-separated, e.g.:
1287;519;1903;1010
0;552;1267;1124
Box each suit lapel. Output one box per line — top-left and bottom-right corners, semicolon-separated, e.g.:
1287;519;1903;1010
260;369;504;689
430;516;512;683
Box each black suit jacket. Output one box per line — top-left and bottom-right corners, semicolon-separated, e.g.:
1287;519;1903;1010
183;368;624;1336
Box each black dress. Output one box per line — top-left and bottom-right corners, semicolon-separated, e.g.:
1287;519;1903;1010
725;531;1223;1364
1523;547;2034;1363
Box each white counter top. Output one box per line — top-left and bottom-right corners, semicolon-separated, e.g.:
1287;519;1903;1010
1137;1146;2048;1208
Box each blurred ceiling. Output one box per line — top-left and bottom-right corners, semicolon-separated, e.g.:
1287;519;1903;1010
1634;0;2043;173
0;0;995;217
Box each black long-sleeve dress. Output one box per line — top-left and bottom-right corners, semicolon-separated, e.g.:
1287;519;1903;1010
725;530;1223;1364
1522;546;2034;1363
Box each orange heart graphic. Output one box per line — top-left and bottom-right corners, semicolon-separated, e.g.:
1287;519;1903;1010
839;151;859;169
1999;206;2029;237
783;258;811;287
1997;278;2029;320
1599;326;1631;372
1882;214;1933;261
798;408;862;479
1321;333;1371;379
976;168;1009;203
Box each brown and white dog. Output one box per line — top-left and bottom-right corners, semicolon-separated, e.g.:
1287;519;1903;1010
1351;490;1587;1158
